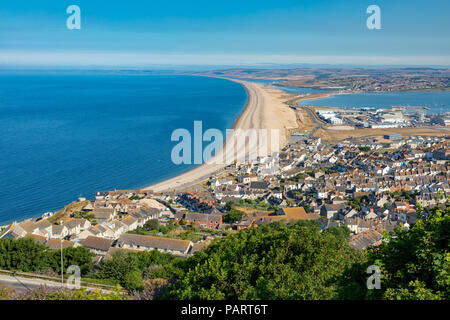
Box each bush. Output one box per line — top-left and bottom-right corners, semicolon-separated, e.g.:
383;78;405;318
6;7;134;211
0;285;125;300
158;222;364;299
0;238;94;275
144;219;160;231
132;279;169;300
90;249;183;290
123;270;144;291
90;250;139;287
338;207;450;300
223;209;245;223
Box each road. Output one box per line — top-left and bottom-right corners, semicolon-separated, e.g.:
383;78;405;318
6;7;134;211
0;274;67;292
299;106;325;138
0;274;114;293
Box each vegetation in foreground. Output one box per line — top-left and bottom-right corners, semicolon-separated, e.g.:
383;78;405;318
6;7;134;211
339;207;450;300
158;221;363;299
0;207;448;300
0;285;125;300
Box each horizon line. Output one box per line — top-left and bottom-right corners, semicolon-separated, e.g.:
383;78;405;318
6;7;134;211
0;51;449;69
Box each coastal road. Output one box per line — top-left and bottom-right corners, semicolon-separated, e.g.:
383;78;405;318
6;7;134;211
0;274;114;293
300;106;325;138
0;274;67;292
303;106;325;125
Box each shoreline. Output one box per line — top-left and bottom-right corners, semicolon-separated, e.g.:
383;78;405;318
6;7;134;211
144;78;298;193
144;80;448;193
2;77;448;224
0;76;298;225
295;91;448;114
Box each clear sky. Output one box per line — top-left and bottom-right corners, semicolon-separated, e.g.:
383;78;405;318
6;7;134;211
0;0;449;67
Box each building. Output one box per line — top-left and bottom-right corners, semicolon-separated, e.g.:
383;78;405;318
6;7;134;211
80;236;114;255
249;181;270;191
174;212;223;229
430;116;450;126
320;204;347;220
381;111;405;124
92;208;117;223
272;207;321;222
45;239;76;250
348;230;383;251
384;134;402;141
117;234;193;255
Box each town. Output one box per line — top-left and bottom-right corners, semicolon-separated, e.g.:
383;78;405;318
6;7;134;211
1;128;448;258
309;106;450;128
195;68;450;93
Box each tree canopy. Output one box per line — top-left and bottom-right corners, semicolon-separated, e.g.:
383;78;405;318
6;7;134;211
338;207;450;300
158;221;364;299
1;206;448;300
90;249;183;290
223;208;245;223
0;238;93;275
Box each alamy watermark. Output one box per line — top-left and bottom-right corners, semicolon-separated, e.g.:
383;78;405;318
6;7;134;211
366;264;381;289
366;5;381;30
66;5;379;31
171;121;280;165
66;264;81;289
67;5;81;30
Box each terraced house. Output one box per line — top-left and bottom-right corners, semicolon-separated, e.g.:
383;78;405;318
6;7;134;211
117;234;193;255
174;211;223;229
178;192;219;214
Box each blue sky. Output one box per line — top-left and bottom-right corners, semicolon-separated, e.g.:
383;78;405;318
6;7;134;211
0;0;449;67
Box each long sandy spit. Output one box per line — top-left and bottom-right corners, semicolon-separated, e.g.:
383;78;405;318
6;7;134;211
144;78;297;193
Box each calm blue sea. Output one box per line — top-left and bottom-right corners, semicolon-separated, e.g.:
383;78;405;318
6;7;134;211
0;72;247;224
297;91;450;114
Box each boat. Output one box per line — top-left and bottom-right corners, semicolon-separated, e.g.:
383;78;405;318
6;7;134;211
41;212;54;219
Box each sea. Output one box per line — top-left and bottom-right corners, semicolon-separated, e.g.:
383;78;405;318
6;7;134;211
0;72;247;225
296;91;450;115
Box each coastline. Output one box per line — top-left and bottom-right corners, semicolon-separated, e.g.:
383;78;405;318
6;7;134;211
145;81;449;193
295;90;449;114
144;78;298;192
290;91;338;105
0;76;297;225
2;77;448;225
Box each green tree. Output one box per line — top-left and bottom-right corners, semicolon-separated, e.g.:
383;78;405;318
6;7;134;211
123;270;144;291
225;201;235;211
91;250;139;287
294;173;307;180
0;238;94;276
144;219;160;231
47;246;94;275
130;250;180;272
159;225;169;234
338;207;450;300
323;225;351;241
416;202;423;217
158;222;364;299
0;238;47;272
223;209;245;223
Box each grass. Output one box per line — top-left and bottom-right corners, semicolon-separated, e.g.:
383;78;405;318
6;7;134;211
315;126;449;143
81;277;120;287
233;206;272;214
48;200;90;224
234;203;278;212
